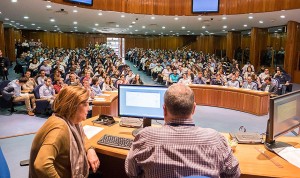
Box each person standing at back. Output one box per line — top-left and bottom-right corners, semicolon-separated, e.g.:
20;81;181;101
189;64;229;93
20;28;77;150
125;84;240;178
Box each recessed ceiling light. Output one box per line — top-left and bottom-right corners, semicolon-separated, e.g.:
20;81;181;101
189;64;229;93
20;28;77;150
192;33;194;35
129;25;133;28
73;9;78;13
24;16;29;19
98;12;102;16
202;26;205;29
259;21;263;24
44;30;47;32
46;5;52;8
11;0;17;3
170;31;173;32
50;18;55;22
162;26;166;29
174;17;179;20
54;30;57;32
54;25;58;28
74;26;77;29
198;17;202;20
31;23;35;26
116;24;119;27
222;30;226;31
74;29;78;32
37;27;41;29
151;16;155;20
153;30;155;32
132;21;136;24
181;26;185;29
210;33;214;35
135;30;138;32
244;24;248;27
278;28;282;31
121;15;125;18
248;16;253;19
4;18;9;21
0;12;1;14
95;23;99;26
142;26;145;28
187;31;190;33
20;24;23;27
223;25;227;29
280;15;285;18
36;29;39;31
275;31;278;33
16;23;20;25
222;16;227;20
231;28;235;31
73;21;77;25
11;21;15;23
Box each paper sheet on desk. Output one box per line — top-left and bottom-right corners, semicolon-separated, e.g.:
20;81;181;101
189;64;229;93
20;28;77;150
83;125;103;139
101;94;111;96
278;147;300;168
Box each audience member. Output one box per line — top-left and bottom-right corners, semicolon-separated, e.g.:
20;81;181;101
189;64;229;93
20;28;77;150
39;78;55;104
91;77;103;96
242;76;257;90
261;76;278;95
125;84;240;178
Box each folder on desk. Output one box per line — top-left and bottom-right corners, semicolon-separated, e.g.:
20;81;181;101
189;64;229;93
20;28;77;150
230;132;262;144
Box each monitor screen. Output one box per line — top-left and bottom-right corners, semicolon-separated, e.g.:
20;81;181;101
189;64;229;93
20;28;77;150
192;0;220;13
266;90;300;143
64;0;93;6
118;85;168;119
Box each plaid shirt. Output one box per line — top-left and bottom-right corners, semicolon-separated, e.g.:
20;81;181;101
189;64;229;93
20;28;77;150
125;119;240;178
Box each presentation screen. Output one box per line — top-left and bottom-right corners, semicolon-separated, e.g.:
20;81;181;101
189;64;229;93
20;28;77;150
65;0;93;6
118;85;167;119
192;0;219;13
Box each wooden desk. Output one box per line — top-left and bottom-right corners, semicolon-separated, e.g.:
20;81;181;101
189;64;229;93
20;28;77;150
83;117;300;178
189;84;270;116
91;91;118;117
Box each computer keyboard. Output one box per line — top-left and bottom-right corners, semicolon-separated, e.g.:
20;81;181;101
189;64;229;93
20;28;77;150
97;134;133;150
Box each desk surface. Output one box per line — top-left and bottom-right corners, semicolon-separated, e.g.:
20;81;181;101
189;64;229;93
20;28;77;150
83;117;300;178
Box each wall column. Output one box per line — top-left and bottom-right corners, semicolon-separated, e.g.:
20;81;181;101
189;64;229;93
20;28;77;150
4;28;16;62
226;31;241;60
0;21;5;56
250;27;268;70
285;21;300;83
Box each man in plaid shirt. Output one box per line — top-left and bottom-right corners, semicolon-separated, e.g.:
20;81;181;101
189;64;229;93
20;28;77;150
125;84;240;178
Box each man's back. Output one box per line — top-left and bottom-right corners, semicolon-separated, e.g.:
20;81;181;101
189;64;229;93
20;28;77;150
125;124;240;178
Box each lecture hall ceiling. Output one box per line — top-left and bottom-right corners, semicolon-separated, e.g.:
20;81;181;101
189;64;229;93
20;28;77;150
0;0;299;36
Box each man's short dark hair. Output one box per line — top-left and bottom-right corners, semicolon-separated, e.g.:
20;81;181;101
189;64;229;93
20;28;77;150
264;76;272;82
164;84;194;117
19;77;28;84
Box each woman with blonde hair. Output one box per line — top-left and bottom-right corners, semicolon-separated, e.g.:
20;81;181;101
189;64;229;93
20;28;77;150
29;86;100;178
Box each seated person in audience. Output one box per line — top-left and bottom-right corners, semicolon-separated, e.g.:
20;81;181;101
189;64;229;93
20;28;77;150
193;71;206;84
91;77;102;96
186;69;195;81
211;73;224;86
82;80;95;99
29;86;100;178
242;61;255;75
82;71;92;84
261;76;278;95
258;68;270;82
131;74;144;85
243;66;255;80
66;73;81;86
242;76;257;90
125;84;240;178
39;60;51;76
161;65;172;84
53;78;67;94
22;70;37;92
251;73;262;89
39;78;55;104
102;76;117;91
234;71;243;87
148;59;157;76
3;77;36;116
273;70;290;94
178;73;191;85
227;75;240;88
53;69;62;82
125;70;135;83
28;57;40;77
116;74;129;87
36;70;47;85
152;63;163;80
169;69;180;84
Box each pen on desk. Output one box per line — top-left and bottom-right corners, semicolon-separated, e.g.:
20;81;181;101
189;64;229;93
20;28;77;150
254;147;283;168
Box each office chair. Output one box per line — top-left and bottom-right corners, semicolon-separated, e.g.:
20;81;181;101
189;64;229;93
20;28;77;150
0;147;10;178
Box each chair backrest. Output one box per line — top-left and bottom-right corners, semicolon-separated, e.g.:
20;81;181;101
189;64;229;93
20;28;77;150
0;147;10;178
33;84;43;99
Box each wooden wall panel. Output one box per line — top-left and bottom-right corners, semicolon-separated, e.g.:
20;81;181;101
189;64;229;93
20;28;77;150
267;33;287;51
53;0;300;16
0;21;5;56
227;32;241;60
241;35;251;49
4;28;15;62
250;28;268;69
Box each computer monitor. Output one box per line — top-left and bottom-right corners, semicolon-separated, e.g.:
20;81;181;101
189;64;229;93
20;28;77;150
265;90;300;153
118;84;168;128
